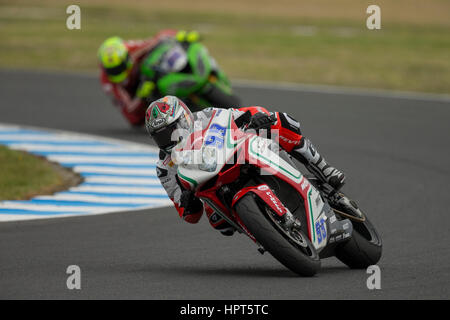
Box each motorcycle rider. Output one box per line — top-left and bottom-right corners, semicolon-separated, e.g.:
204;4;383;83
98;29;203;126
145;96;346;236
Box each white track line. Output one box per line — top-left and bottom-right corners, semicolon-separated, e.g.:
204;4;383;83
0;202;131;212
47;155;158;165
72;166;157;176
84;176;161;185
0;134;109;142
68;185;167;195
8;144;154;153
36;194;172;205
0;123;170;222
234;79;450;103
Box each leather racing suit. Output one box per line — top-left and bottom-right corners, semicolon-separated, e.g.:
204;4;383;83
156;106;345;235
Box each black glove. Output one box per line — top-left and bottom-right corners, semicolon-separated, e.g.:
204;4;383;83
234;110;252;128
248;113;277;130
180;190;203;215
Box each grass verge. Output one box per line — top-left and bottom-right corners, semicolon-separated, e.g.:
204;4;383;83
0;0;449;93
0;145;81;200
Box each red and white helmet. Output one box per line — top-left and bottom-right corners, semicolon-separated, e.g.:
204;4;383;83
145;96;194;151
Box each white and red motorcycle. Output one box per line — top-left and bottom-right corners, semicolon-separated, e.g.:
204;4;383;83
173;109;382;276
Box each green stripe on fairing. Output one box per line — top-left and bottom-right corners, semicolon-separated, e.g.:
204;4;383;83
176;113;229;188
248;136;316;241
178;113;301;190
248;136;302;181
226;113;237;149
178;170;198;188
140;43;172;78
176;113;232;188
307;187;315;242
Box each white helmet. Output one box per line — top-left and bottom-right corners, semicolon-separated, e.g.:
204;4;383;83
145;96;194;151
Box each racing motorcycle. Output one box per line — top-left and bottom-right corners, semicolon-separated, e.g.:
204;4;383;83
149;40;240;111
173;109;382;276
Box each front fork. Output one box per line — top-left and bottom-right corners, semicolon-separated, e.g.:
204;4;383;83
201;197;245;235
280;208;302;231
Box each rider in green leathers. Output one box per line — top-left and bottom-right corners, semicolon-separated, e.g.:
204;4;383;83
98;30;235;126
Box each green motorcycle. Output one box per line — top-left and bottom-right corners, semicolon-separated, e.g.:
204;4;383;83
141;39;241;111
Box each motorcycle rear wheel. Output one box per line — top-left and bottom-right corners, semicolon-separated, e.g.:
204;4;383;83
235;193;321;277
335;214;382;269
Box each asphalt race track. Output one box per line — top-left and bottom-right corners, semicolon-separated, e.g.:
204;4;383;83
0;69;449;299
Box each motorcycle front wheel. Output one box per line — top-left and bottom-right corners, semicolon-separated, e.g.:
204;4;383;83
235;193;321;277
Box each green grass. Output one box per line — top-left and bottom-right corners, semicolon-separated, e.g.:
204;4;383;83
0;1;449;93
0;145;68;200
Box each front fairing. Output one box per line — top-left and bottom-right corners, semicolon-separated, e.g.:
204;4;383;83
156;42;232;99
187;42;212;79
157;42;213;97
246;135;332;251
173;109;244;190
174;109;337;252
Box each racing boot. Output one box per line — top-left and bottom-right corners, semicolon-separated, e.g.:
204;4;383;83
292;138;345;190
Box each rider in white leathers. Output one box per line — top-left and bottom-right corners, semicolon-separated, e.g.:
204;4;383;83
146;96;345;236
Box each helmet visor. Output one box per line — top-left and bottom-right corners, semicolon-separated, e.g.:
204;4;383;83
151;115;193;151
105;54;130;83
151;121;178;151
